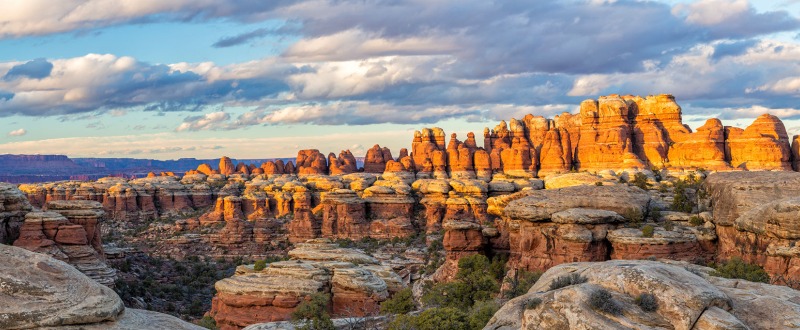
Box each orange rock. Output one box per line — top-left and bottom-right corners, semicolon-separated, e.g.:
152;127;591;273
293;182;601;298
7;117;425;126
197;163;214;175
328;150;358;175
726;114;792;170
364;144;393;173
296;150;328;175
668;118;729;170
219;156;235;175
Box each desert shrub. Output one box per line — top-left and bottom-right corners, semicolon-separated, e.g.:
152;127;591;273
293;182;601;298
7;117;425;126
381;288;415;315
589;288;621;315
658;184;668;193
253;260;267;271
506;269;543;299
663;220;674;231
631;173;650;190
387;307;469;330
622;208;644;225
649;208;663;222
468;300;501;330
595;181;603;186
197;316;218;330
548;273;587;291
292;293;334;330
710;257;770;283
689;216;704;227
641;225;655;238
525;297;542;310
635;293;658;312
618;176;627;183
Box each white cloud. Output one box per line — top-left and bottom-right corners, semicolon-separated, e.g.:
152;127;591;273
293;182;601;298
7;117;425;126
673;0;750;26
7;128;26;136
175;111;231;131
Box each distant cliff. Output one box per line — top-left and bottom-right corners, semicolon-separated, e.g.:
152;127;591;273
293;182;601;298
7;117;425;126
0;155;294;183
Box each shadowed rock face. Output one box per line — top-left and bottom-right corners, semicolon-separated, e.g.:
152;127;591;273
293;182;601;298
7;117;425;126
0;244;202;330
485;260;800;330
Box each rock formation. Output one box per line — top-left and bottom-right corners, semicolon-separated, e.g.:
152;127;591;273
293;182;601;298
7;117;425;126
485;260;800;330
210;239;403;330
0;244;202;329
706;171;800;286
364;144;393;173
0;182;32;244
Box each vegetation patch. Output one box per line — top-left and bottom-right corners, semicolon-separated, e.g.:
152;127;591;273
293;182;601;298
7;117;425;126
505;269;543;299
635;293;658;312
641;225;655;238
291;293;335;330
548;273;587;291
709;257;770;283
588;288;621;315
525;297;542;310
380;288;415;315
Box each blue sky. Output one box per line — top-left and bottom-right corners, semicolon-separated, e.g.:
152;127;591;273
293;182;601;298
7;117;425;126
0;0;799;159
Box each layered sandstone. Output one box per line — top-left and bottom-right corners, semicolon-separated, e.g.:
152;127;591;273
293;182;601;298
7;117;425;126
210;239;402;330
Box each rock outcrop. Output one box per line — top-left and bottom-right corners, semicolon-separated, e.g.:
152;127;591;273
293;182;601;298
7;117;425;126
0;182;32;244
485;260;800;330
210;239;403;330
0;244;202;330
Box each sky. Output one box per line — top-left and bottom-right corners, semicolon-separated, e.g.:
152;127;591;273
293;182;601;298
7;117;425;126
0;0;799;160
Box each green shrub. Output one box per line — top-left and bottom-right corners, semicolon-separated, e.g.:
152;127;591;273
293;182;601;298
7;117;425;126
595;181;603;186
658;184;668;193
506;269;543;299
422;254;501;309
548;273;587;291
710;257;770;283
649;208;663;222
525;297;542;310
631;173;650;190
589;288;621;315
253;260;267;271
635;293;658;312
663;220;674;231
197;316;218;330
689;216;704;227
381;288;415;315
291;293;334;330
641;225;655;238
387;307;469;330
623;208;644;225
468;300;500;330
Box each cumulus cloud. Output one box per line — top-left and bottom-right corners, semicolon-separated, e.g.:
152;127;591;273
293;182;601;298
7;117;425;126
7;128;26;136
0;54;289;116
0;0;799;128
672;0;800;38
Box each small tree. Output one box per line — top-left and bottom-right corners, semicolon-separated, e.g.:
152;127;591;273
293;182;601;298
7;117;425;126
253;259;267;271
380;288;415;315
292;293;335;330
